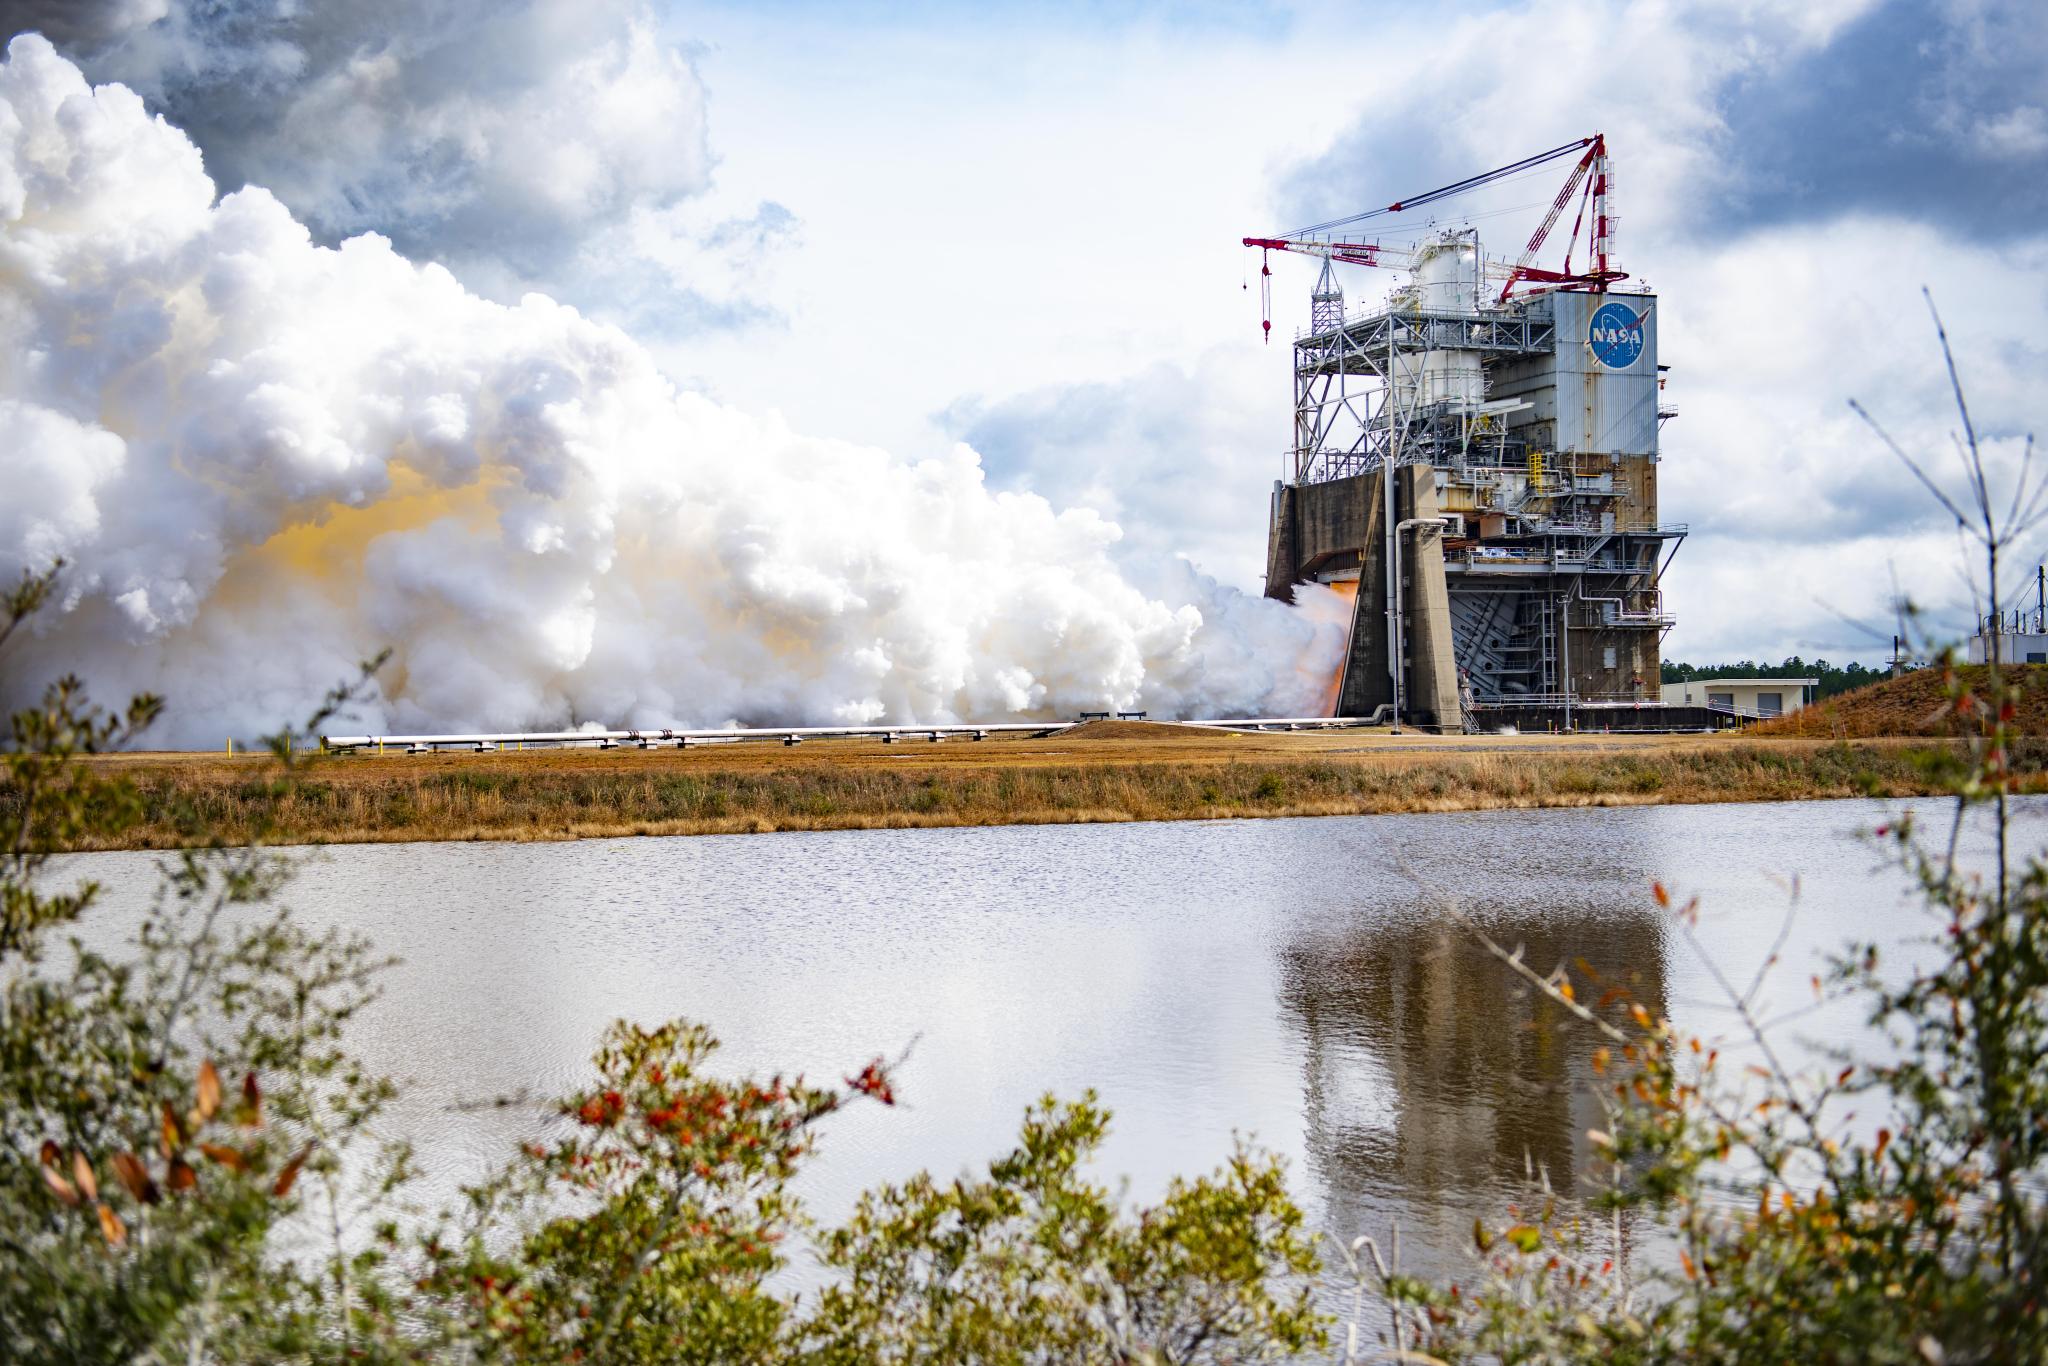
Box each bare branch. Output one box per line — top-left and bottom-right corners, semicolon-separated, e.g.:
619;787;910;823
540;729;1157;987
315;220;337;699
1432;895;1632;1045
2004;427;2038;534
1926;288;1989;527
1850;398;1982;542
1742;882;1801;1011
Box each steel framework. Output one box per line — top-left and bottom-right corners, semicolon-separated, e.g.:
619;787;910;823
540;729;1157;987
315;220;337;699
1289;304;1556;484
1250;138;1685;723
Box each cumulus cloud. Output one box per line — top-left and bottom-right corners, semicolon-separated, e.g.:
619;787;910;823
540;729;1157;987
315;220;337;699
1266;0;2047;247
0;36;1346;743
941;351;1285;592
0;0;790;320
1711;0;2048;240
1970;106;2048;162
0;0;165;47
963;0;2045;665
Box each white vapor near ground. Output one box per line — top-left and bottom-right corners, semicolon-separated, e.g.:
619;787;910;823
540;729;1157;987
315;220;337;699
0;37;1349;745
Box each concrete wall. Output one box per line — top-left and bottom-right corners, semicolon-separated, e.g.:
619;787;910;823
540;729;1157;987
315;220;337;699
1265;473;1374;600
1401;466;1463;729
1270;466;1461;729
1333;471;1388;716
1567;582;1659;699
1264;481;1300;604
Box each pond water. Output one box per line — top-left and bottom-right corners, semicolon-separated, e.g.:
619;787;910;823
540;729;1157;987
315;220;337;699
55;796;2041;1293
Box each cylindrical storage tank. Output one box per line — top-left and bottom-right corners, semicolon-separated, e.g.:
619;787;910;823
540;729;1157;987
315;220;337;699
1389;348;1422;409
1412;230;1479;315
1419;350;1484;407
1409;230;1484;408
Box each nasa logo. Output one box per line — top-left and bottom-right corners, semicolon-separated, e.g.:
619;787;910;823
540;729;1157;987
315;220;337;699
1587;301;1645;369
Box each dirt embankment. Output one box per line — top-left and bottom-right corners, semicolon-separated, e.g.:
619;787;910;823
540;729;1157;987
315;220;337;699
35;728;2041;850
1754;665;2048;739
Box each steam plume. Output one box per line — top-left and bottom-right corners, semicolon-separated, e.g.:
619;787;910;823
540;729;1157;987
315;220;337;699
0;36;1346;744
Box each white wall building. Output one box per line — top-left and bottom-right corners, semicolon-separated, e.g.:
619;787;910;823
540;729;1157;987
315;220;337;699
1659;677;1818;718
1967;632;2048;665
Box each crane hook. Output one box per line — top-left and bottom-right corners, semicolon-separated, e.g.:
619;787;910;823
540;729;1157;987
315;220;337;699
1259;252;1273;344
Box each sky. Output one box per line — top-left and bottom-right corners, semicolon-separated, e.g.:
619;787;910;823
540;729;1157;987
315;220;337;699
658;0;2045;664
1;0;2043;737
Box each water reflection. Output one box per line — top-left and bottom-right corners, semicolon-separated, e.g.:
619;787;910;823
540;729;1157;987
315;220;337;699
49;798;2040;1291
1281;905;1666;1269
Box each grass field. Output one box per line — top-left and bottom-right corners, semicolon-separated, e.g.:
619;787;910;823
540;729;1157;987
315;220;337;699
42;721;2041;851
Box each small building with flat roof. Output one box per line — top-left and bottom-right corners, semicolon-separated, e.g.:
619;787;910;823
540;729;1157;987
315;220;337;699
1659;677;1817;719
1968;632;2048;665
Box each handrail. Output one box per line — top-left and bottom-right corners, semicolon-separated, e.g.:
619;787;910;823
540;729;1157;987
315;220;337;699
323;714;1387;753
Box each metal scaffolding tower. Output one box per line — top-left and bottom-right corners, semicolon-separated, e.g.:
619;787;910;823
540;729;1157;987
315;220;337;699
1252;139;1686;728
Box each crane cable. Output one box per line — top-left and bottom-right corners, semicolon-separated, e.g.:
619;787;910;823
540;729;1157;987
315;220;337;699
1260;253;1273;343
1281;137;1594;240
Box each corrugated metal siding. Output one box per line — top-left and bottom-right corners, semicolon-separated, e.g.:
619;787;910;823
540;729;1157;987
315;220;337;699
1548;292;1659;457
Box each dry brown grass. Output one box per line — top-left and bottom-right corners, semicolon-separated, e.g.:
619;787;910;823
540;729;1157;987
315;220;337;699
27;727;2041;850
1754;665;2048;739
1057;719;1203;741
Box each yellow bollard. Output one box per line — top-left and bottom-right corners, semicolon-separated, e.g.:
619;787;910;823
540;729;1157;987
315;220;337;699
226;738;233;757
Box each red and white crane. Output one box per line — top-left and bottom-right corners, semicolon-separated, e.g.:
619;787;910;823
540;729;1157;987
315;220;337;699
1242;135;1626;340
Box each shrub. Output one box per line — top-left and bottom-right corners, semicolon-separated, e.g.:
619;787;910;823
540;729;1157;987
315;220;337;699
4;303;2041;1359
0;563;1325;1363
1345;658;2048;1365
1331;303;2048;1364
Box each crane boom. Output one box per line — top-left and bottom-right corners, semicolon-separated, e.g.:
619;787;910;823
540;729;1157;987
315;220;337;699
1241;135;1628;339
1240;238;1405;270
1492;134;1626;304
1241;237;1522;278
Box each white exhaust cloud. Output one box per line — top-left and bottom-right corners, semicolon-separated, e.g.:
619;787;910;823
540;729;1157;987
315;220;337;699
0;36;1346;744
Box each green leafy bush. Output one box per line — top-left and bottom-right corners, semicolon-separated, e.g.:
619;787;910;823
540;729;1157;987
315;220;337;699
4;306;2044;1359
0;562;1325;1363
1326;302;2048;1365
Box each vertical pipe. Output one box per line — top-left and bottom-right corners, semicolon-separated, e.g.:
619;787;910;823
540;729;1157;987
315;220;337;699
1385;321;1400;730
1385;461;1399;731
1393;516;1406;735
1561;589;1573;732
